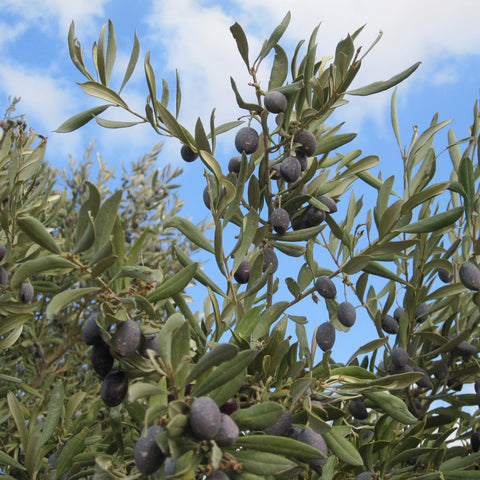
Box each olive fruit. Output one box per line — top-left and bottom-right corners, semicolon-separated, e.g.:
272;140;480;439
304;207;325;227
112;319;141;357
317;195;337;214
381;314;399;334
81;314;102;345
228;155;242;174
220;397;238;415
316;322;335;352
234;260;251;284
415;302;428;323
453;340;477;359
180;145;198;162
262;247;278;274
296;427;328;467
391;347;409;367
134;425;165;475
207;472;230;480
438;268;453;283
280;156;301;183
0;245;6;261
100;370;128;407
90;340;114;377
349;398;368;420
0;267;8;286
215;413;239;447
315;276;336;299
19;283;34;303
203;184;226;210
433;361;449;380
337;301;356;327
294;130;317;156
355;473;375;480
295;151;308;171
270;208;290;234
459;262;480;290
393;307;405;322
413;366;432;389
269;161;282;180
265;408;292;436
235;127;259;155
471;431;480;452
264;90;288;113
189;396;221;440
140;333;160;358
164;458;176;476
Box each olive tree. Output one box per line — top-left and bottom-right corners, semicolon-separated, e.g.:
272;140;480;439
2;11;480;480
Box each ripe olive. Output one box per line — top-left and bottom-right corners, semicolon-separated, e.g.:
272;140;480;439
180;144;198;162
235;127;259;155
189;396;221;440
100;370;128;407
280;156;301;183
270;208;290;234
234;260;251;284
337;301;356;327
112;319;141;357
316;322;335;352
134;425;165;475
459;262;480;290
294;130;317;156
264;91;288;113
315;276;336;299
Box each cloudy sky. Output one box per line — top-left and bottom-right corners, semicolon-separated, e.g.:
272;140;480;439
1;0;479;361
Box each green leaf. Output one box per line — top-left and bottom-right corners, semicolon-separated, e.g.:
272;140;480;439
78;81;128;108
164;217;214;254
232;450;297;476
342;255;372;274
0;314;32;337
147;263;198;303
46;287;101;319
395;207;463;234
409;119;452;161
195;117;211;154
337;154;379;179
230;22;250;68
17;216;60;253
323;427;363;466
0;450;26;471
230;77;263;113
11;255;76;289
236;305;264;338
41;382;64;446
54;429;86;479
105;19;117;86
94;190;122;251
193;349;256;397
95;117;141;129
363;261;408;284
347;337;388;365
119;29;140;93
231;402;283;430
364;391;418;424
7;391;29;453
186;343;239;385
268;44;289;90
270;241;305;257
258;11;291;63
209;370;246;407
269;224;324;243
401;182;449;215
114;266;162;284
55;106;110;133
24;431;42;476
347;61;421;96
236;435;328;461
316;133;357;156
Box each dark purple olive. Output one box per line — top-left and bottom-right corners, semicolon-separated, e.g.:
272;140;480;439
280;156;301;183
382;315;399;334
349;398;368;420
189;396;221;440
101;370;128;407
391;347;409;367
438;268;453;283
316;322;335;352
19;283;34;303
265;409;292;436
315;276;336;299
337;301;356;327
294;130;317;156
459;263;480;290
296;427;328;467
180;145;198;162
270;208;290;234
134;425;165;475
220;397;238;415
235;127;259;155
264;91;288;113
228;155;242;174
316;195;337;214
234;260;251;284
262;247;278;274
91;340;114;377
215;413;239;446
81;314;102;345
112;319;141;357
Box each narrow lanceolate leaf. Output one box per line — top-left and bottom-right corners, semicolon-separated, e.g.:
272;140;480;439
0;450;26;471
268;44;289;90
394;207;463;234
11;255;76;289
17;216;60;253
164;217;214;254
185;343;239;384
364;391;418;424
230;22;250;68
323;427;363;466
231;402;283;430
236;435;327;461
114;266;162;284
342;255;372;274
347;337;388;365
347;61;421;96
7;392;29;452
78;81;128;108
315;133;357;156
55;105;110;133
95;117;142;129
54;429;87;479
41;382;64;446
119;30;140;93
258;11;291;62
105;19;117;86
232;450;297;476
94;190;122;251
46;287;101;319
193;349;256;397
147;263;198;303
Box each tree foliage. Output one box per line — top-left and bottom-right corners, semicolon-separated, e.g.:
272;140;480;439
1;12;480;480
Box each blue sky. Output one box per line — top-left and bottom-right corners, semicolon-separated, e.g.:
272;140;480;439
1;0;480;363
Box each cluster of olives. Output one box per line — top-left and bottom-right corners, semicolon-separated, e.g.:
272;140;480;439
265;408;328;467
82;315;148;407
134;396;240;477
